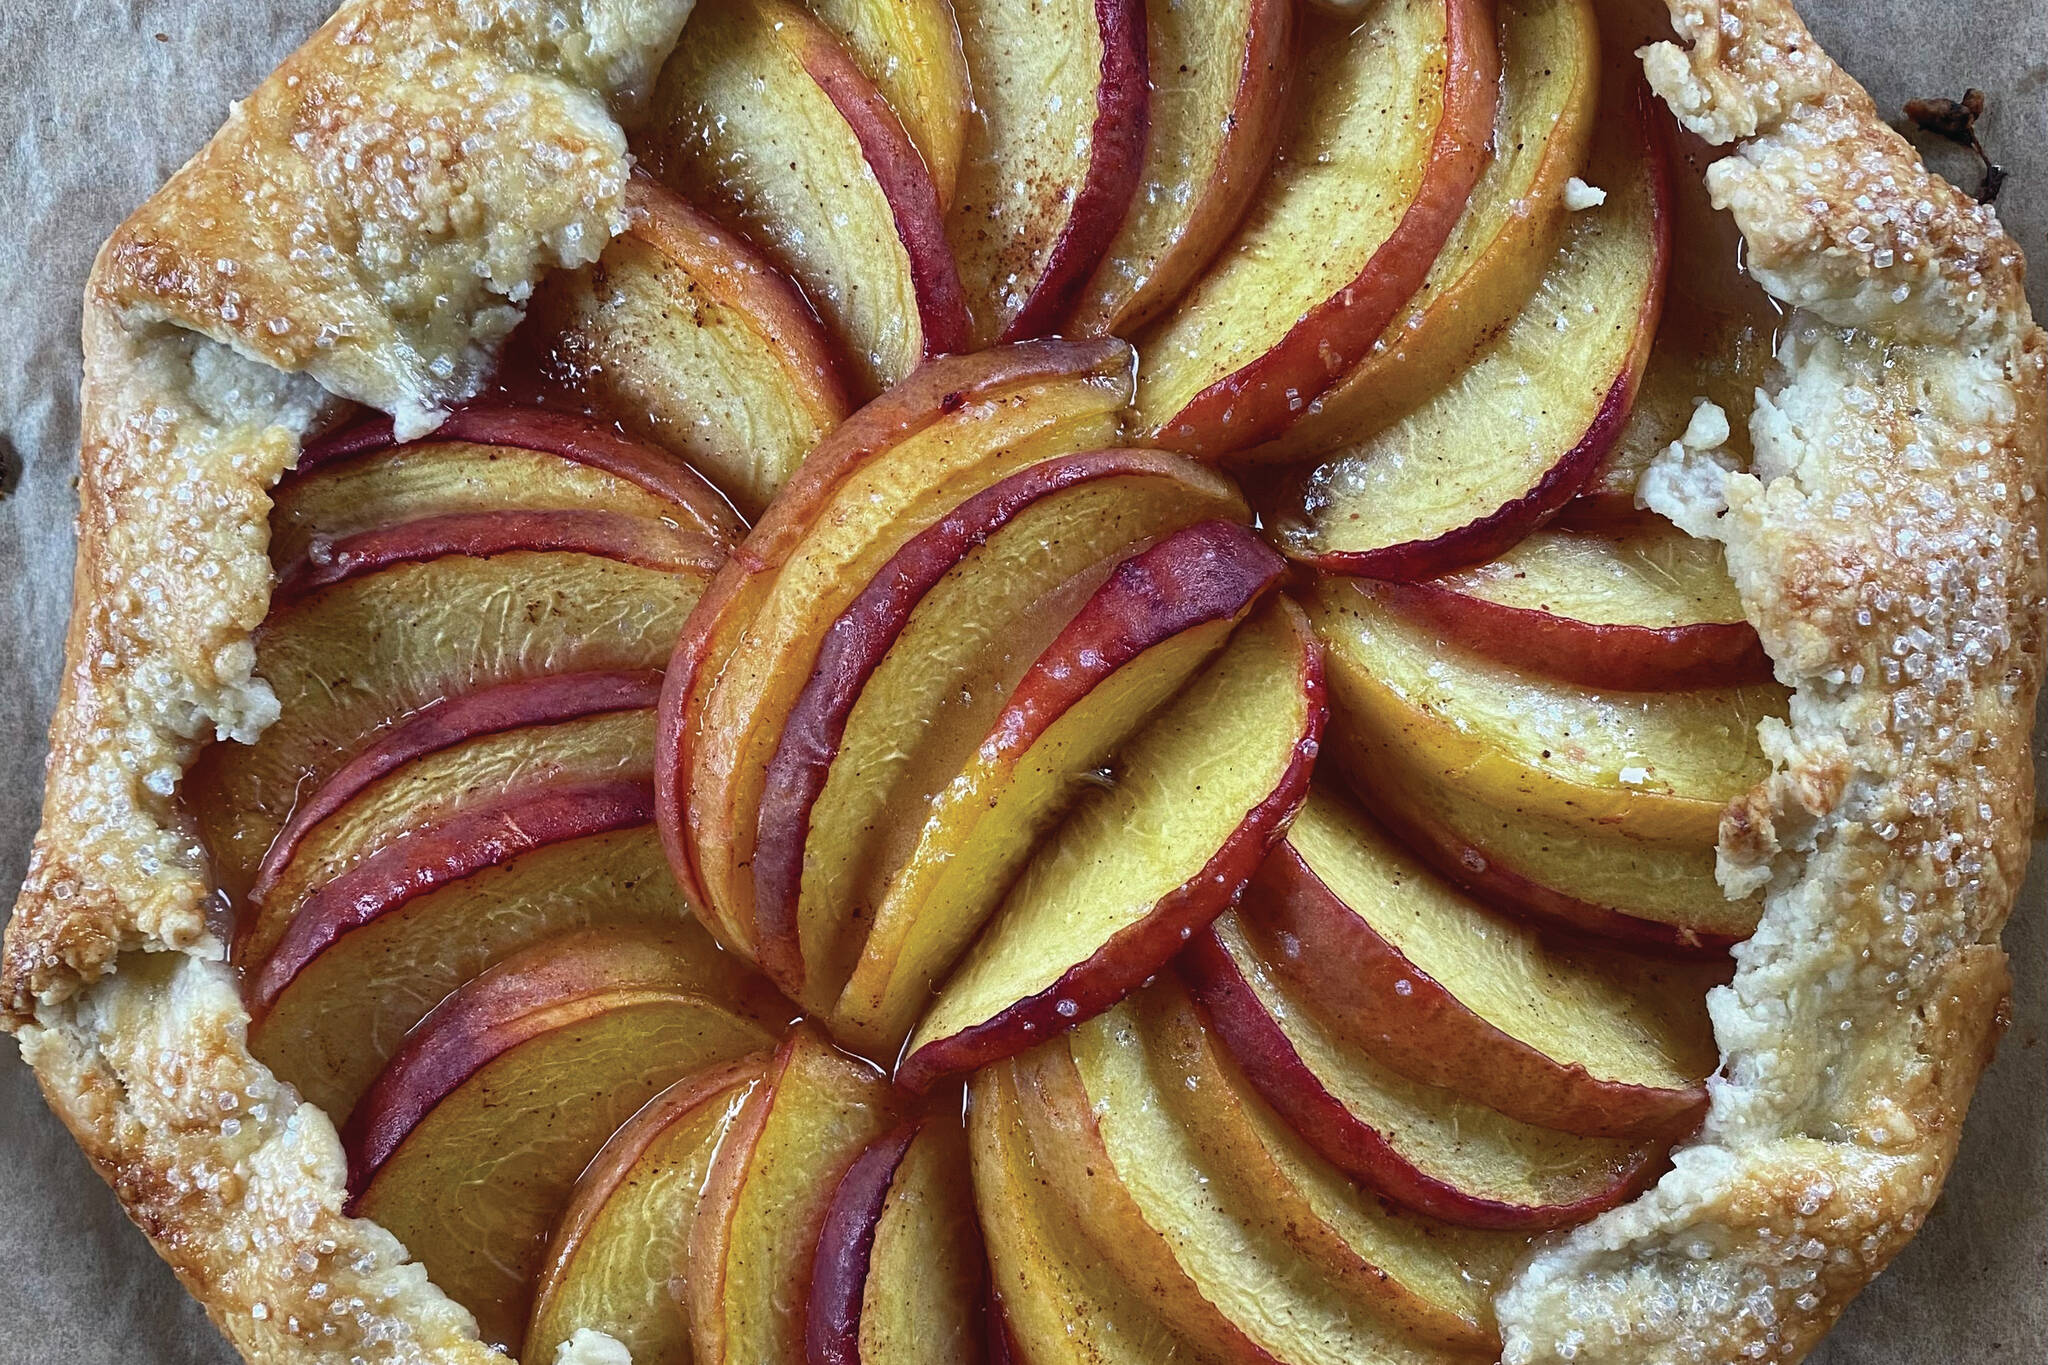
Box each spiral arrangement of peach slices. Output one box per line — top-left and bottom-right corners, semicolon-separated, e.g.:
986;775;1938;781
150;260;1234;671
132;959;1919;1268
187;0;1793;1359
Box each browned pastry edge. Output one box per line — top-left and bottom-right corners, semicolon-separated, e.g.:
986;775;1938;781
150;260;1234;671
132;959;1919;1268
3;0;2041;1362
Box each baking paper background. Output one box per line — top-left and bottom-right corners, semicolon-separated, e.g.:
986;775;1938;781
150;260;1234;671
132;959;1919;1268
1;1;2041;1361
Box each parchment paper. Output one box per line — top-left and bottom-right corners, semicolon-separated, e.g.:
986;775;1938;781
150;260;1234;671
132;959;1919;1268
1;2;2041;1362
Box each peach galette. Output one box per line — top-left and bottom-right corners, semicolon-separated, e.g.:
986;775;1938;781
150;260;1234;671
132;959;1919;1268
6;0;2041;1363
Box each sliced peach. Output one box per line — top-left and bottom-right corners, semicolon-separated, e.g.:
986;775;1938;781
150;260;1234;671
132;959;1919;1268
247;777;657;1009
946;0;1149;344
967;1066;1205;1365
687;1028;898;1365
1130;0;1498;454
1325;711;1759;950
1366;518;1770;689
525;177;853;516
236;706;655;970
344;930;779;1350
1243;788;1717;1136
246;671;660;914
897;597;1323;1091
1252;0;1601;458
1268;81;1670;578
272;442;713;569
807;1119;986;1365
192;549;709;891
251;827;759;1120
1020;1001;1477;1364
834;519;1279;1055
294;403;743;542
805;0;972;207
526;1059;766;1365
1308;577;1784;845
1140;978;1522;1351
1007;1042;1275;1365
1184;912;1668;1230
273;508;725;602
752;452;1248;1010
808;1123;919;1361
658;339;1133;953
1069;0;1294;336
643;0;969;397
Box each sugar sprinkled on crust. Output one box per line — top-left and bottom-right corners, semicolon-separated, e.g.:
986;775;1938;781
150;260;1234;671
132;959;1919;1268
94;0;700;438
19;954;504;1363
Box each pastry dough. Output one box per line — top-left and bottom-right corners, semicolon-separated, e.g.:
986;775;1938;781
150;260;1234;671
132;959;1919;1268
4;0;2039;1361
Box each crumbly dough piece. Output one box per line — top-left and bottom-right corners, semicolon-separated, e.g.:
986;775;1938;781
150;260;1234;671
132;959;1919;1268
1;0;2039;1363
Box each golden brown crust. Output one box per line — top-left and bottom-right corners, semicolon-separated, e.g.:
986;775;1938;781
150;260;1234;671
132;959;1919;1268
2;0;2039;1362
19;954;506;1363
97;0;693;437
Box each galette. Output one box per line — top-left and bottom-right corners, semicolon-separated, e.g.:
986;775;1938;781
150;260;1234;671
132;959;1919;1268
5;0;2040;1363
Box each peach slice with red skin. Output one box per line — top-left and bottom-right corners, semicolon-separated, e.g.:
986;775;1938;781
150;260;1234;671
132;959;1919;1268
750;452;1249;1008
1307;576;1785;846
193;548;710;891
1324;710;1758;953
237;704;655;974
1265;85;1668;578
273;508;726;602
1068;0;1295;337
657;339;1133;949
245;670;661;913
250;824;718;1121
831;517;1277;1056
807;1118;987;1365
247;779;657;1012
643;0;969;397
1267;79;1672;579
1015;1001;1480;1365
687;1027;899;1365
296;401;742;541
343;928;779;1351
526;1059;766;1365
1184;912;1670;1230
519;176;853;516
803;0;971;208
1130;0;1499;455
779;0;973;360
1242;787;1717;1137
271;439;718;569
967;1066;1205;1365
946;0;1150;345
1139;977;1521;1351
808;1123;923;1365
1247;0;1602;461
897;597;1323;1092
1363;518;1771;690
1006;1042;1282;1365
341;926;769;1185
